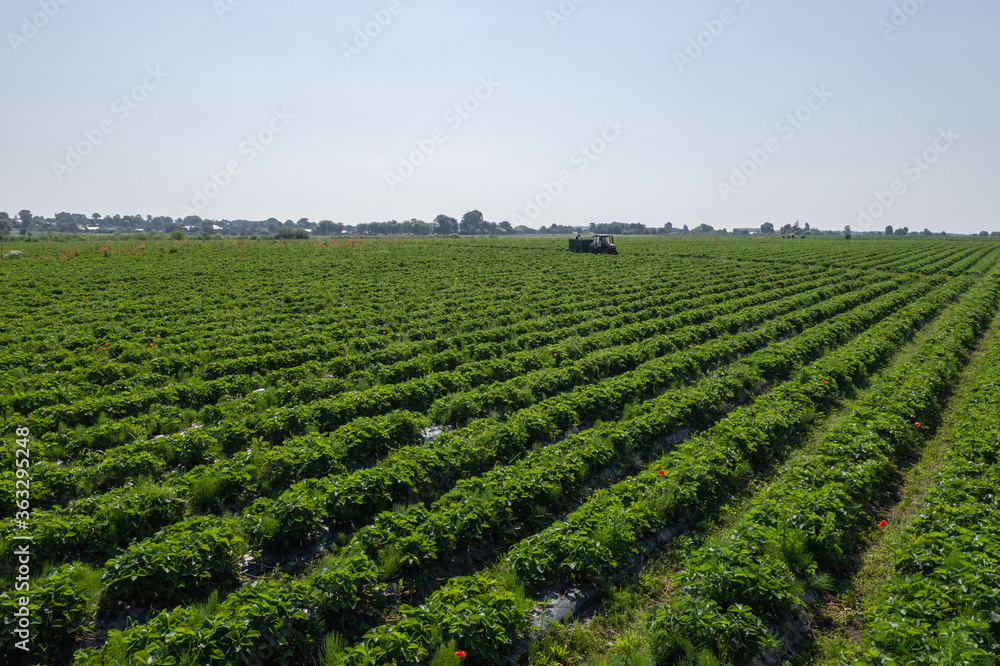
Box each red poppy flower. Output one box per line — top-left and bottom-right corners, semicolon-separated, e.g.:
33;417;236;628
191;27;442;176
823;381;828;384
454;651;467;658
879;520;887;527
658;470;665;475
915;422;921;427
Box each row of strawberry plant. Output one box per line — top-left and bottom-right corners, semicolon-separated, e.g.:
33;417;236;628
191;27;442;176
320;286;915;653
965;246;1000;274
191;258;747;379
3;266;819;511
915;244;995;276
2;268;852;570
23;272;909;658
244;272;904;551
71;559;530;666
495;277;967;590
849;308;1000;665
0;253;610;407
58;360;756;666
77;263;816;456
0;252;804;438
676;239;957;274
345;274;935;576
49;259;788;431
13;260;787;445
2;252;743;391
73;274;933;666
426;270;871;424
208;266;843;452
0;411;427;571
646;271;1000;664
913;243;996;275
330;277;961;663
875;244;977;274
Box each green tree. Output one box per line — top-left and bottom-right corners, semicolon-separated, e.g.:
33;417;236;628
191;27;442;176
316;220;343;235
433;214;458;234
459;210;484;234
885;225;893;236
55;212;79;233
0;218;12;239
760;222;774;234
274;227;309;239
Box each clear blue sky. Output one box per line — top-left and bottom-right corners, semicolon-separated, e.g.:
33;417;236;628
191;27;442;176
2;0;998;233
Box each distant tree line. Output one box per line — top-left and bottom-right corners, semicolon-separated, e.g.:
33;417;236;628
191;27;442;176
0;209;995;239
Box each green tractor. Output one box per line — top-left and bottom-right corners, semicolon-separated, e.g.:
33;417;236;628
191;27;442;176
568;234;618;255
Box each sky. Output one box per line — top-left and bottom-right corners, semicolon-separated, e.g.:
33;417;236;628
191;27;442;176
1;0;998;234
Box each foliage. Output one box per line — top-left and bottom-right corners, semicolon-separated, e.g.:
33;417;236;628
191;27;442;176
1;237;997;664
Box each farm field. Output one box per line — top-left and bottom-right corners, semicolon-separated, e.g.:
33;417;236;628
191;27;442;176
1;235;1000;665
